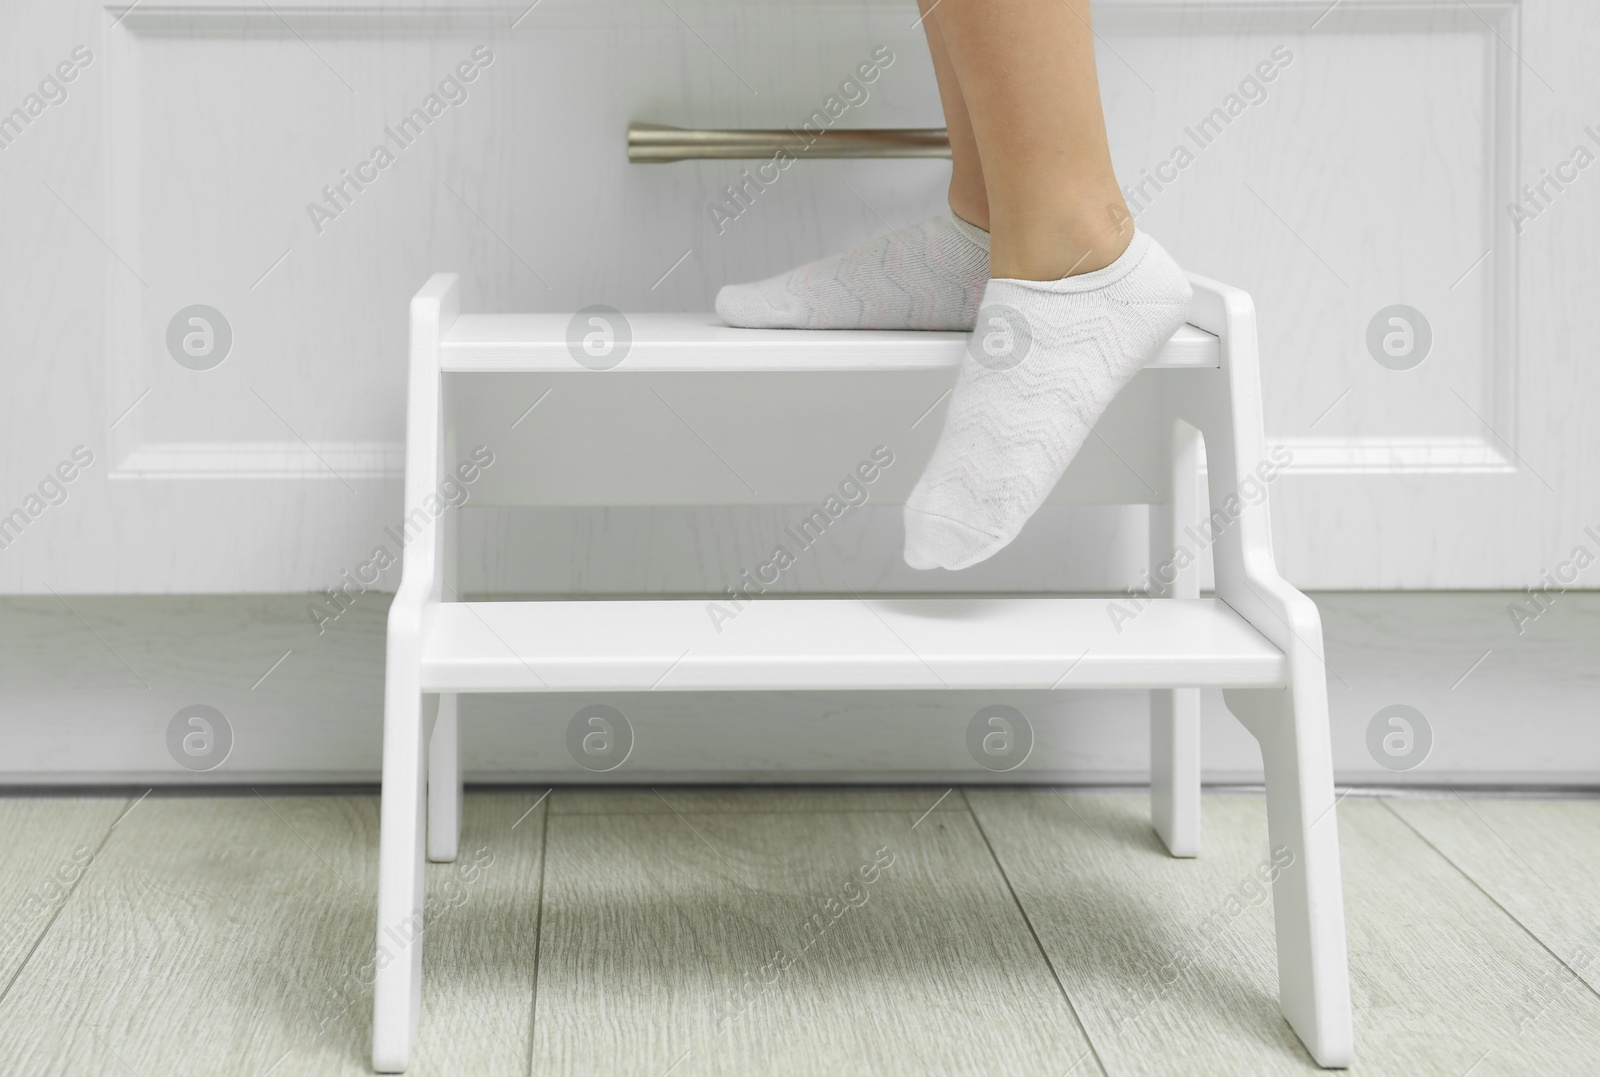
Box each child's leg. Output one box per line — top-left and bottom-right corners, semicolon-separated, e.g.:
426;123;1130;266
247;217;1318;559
903;0;1192;570
918;0;989;231
924;0;1132;278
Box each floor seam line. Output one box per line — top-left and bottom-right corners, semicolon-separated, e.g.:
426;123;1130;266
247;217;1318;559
0;794;136;1009
547;806;969;818
524;790;554;1077
960;788;1113;1077
1377;797;1600;1005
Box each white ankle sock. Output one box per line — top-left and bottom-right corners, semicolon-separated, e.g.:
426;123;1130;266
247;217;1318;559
903;230;1192;571
715;213;990;331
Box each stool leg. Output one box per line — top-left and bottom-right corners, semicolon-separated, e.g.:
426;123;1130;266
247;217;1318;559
1151;688;1201;857
427;693;462;863
1224;685;1353;1068
373;670;428;1072
1150;420;1203;857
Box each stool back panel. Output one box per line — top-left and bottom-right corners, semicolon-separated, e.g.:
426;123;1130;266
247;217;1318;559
448;369;1170;508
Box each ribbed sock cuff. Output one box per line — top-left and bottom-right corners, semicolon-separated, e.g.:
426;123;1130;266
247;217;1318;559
948;213;991;251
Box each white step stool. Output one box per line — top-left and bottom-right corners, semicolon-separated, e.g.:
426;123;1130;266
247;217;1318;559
371;272;1354;1070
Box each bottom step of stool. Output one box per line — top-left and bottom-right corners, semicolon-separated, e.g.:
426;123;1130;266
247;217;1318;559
418;596;1286;693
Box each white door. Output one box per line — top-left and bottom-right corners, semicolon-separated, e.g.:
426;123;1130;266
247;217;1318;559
1;0;1592;597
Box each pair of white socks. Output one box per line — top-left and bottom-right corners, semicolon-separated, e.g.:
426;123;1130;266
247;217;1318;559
715;216;1191;570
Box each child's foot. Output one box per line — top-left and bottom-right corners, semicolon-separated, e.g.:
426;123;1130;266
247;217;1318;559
903;229;1191;571
715;213;989;331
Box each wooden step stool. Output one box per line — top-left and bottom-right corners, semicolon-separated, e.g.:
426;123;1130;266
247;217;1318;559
371;272;1354;1070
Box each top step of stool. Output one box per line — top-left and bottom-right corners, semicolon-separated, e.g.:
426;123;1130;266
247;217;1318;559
440;313;1220;372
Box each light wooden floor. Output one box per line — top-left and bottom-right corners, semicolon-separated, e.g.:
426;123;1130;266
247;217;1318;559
1;789;1597;1076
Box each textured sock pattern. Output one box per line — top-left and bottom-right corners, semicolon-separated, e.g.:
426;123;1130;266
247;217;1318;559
715;214;990;331
903;230;1192;571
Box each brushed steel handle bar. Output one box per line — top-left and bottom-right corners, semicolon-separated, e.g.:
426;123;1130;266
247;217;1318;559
628;123;951;163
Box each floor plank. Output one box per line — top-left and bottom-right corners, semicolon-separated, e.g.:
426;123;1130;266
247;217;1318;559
392;791;550;1077
0;792;548;1077
1385;796;1600;997
532;804;1101;1077
0;797;130;993
967;791;1600;1076
551;785;965;817
4;789;1598;1075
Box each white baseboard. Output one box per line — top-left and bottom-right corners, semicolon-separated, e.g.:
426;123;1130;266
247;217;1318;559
0;592;1594;787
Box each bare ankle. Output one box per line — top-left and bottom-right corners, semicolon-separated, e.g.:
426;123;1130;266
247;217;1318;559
948;192;990;233
989;203;1134;280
